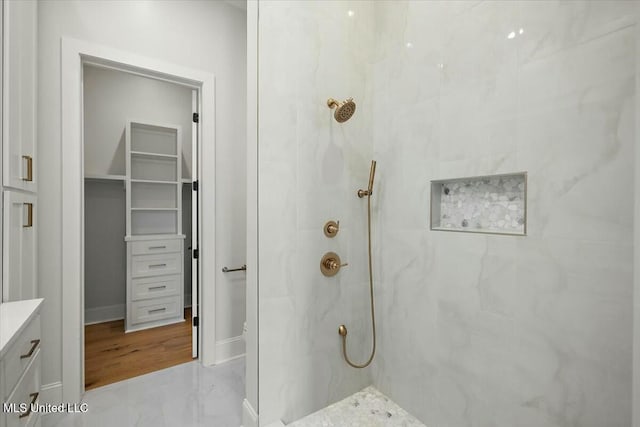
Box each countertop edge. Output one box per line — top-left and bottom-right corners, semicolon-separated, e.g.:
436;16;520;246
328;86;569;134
0;298;44;358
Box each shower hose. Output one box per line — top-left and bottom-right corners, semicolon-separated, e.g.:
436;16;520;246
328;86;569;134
340;191;376;368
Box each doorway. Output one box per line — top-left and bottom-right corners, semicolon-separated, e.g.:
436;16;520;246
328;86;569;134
61;38;218;402
81;64;199;389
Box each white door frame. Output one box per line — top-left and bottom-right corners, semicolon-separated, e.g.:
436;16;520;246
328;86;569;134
61;37;216;403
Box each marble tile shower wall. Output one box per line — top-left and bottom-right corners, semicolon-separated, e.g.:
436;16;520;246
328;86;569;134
258;1;376;425
371;1;636;427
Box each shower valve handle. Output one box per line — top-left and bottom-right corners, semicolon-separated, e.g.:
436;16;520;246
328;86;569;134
320;252;347;277
325;258;348;270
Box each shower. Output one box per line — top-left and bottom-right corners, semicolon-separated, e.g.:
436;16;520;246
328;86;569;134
327;97;356;123
338;160;377;368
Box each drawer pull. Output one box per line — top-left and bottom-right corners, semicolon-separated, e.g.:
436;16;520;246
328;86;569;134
20;339;40;359
148;308;167;314
19;392;39;418
148;245;167;250
23;203;33;228
148;285;167;291
149;263;167;268
22;155;33;182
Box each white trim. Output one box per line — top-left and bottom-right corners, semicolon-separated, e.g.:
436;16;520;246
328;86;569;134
633;9;640;427
61;37;216;404
215;335;246;364
191;88;199;359
245;0;259;420
242;398;259;427
84;304;125;325
39;382;63;406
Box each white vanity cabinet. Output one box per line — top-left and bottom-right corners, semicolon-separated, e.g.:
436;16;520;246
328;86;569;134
1;0;39;303
125;121;184;332
2;0;37;192
0;299;43;427
2;192;36;302
0;3;40;424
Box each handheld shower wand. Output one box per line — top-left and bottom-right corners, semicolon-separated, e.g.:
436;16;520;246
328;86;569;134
357;160;377;198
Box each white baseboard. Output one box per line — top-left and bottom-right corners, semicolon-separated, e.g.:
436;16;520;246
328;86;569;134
215;335;245;364
40;381;63;406
84;304;124;325
242;398;259;427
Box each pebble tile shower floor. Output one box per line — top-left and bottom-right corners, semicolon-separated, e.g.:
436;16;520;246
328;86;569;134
289;386;426;427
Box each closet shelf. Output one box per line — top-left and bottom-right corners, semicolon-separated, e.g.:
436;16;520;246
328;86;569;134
125;234;186;241
131;179;178;185
131;208;178;211
85;174;126;182
130;150;178;159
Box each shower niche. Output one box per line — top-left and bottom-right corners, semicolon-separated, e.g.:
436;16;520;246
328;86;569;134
430;172;527;236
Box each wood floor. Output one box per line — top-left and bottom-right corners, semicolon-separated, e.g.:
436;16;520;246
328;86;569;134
84;308;194;390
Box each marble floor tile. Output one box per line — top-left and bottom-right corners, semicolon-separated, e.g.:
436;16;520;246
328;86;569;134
43;357;245;427
288;386;426;427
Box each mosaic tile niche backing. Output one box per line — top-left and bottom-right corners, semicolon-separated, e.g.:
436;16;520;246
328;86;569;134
430;172;527;235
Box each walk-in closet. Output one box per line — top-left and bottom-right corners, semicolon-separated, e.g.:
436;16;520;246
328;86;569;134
83;64;197;389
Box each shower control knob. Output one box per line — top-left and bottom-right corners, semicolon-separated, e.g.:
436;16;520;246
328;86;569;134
320;252;348;277
323;220;340;238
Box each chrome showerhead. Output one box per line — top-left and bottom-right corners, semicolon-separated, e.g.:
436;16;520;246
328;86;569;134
327;97;356;123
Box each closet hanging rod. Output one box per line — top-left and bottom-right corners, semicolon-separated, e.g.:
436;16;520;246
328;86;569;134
222;264;247;273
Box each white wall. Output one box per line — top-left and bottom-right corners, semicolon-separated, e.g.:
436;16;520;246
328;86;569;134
244;2;258;424
371;1;635;426
258;1;376;424
38;0;246;391
257;1;637;426
83;65;193;179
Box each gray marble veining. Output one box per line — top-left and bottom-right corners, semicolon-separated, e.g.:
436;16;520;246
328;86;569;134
258;1;637;426
43;358;245;427
371;1;635;427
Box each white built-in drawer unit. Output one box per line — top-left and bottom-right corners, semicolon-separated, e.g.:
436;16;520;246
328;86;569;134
131;253;182;278
131;275;181;301
130;238;181;255
125;121;184;333
125;236;184;332
130;296;181;325
0;299;43;427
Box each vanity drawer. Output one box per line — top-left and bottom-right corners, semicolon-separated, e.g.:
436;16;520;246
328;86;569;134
3;315;40;399
132;275;181;301
131;253;182;278
5;350;40;427
130;239;181;255
130;296;181;325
